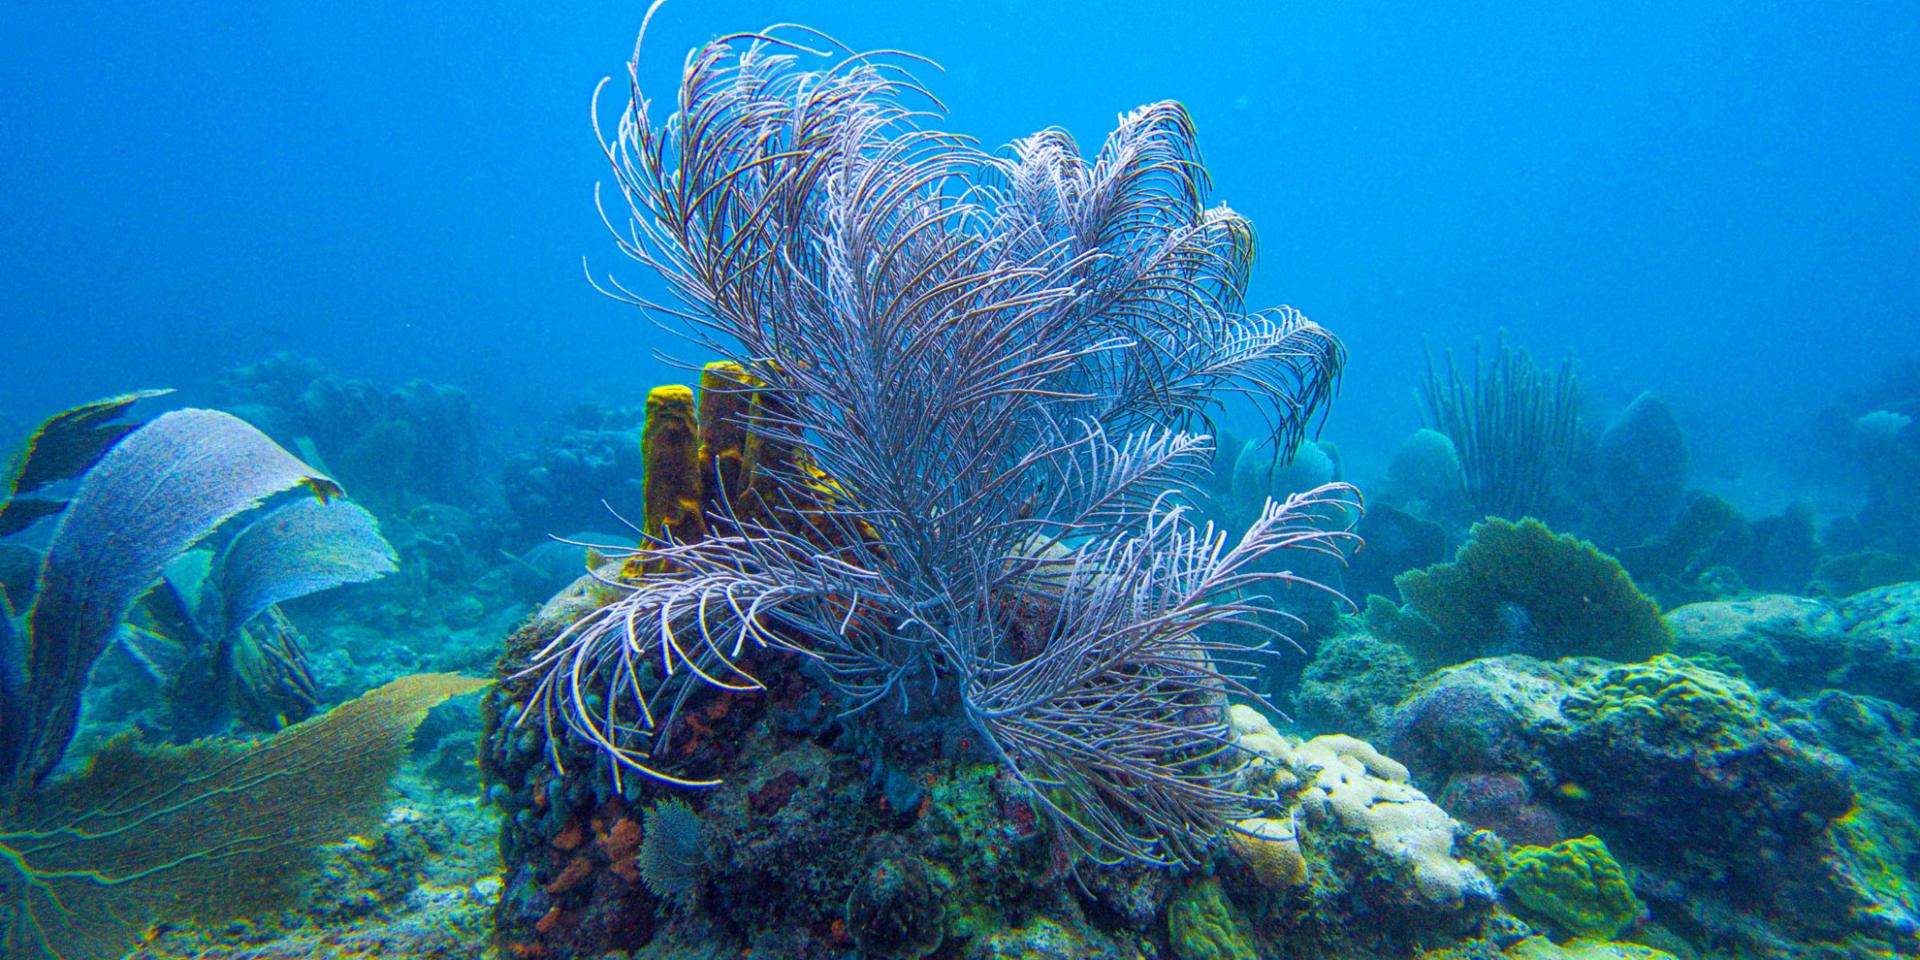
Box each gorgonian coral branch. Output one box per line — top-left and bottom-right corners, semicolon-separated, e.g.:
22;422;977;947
524;5;1358;866
967;487;1362;864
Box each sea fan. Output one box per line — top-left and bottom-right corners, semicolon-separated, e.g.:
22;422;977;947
8;408;342;793
521;9;1360;866
215;496;399;636
0;389;169;537
1;673;486;960
639;798;707;906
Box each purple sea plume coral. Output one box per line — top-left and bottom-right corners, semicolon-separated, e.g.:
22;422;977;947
518;7;1359;867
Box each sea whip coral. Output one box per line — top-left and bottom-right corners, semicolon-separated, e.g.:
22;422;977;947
519;4;1360;866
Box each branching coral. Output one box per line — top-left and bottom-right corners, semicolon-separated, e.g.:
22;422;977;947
1421;335;1578;521
518;9;1358;867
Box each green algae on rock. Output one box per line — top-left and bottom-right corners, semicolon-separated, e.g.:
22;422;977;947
1828;802;1920;934
1502;835;1642;941
1168;878;1258;960
1295;626;1423;739
1668;582;1920;712
1382;645;1920;957
847;855;948;960
1501;937;1676;960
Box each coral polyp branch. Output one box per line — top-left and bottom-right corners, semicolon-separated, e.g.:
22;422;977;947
520;11;1358;866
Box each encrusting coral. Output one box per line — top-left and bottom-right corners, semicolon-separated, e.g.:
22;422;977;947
1293;626;1422;738
1502;835;1642;941
1381;648;1919;955
845;854;948;960
1168;877;1258;960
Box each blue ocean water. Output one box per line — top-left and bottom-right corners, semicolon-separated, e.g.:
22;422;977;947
5;1;1916;507
5;5;1920;959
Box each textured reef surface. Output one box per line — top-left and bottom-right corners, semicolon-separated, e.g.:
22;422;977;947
7;13;1920;960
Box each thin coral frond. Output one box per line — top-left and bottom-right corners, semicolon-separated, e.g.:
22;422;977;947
531;17;1358;866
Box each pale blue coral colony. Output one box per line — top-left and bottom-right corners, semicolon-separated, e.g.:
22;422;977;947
0;11;1917;960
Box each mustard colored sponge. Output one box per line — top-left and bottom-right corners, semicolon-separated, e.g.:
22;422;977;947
695;361;755;521
640;384;705;563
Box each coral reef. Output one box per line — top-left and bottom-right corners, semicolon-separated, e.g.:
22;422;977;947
1438;773;1567;848
1615;489;1885;608
6;407;351;791
500;407;648;540
4;673;485;960
0;398;488;960
1420;336;1579;522
113;13;1914;960
486;530;1560;960
1588;393;1687;548
1231;438;1336;514
1502;835;1642;941
1378;518;1670;669
1293;626;1422;739
1849;406;1920;558
1383;645;1919;957
1344;502;1451;602
130;753;504;960
845;854;948;960
1167;878;1257;960
211;352;484;513
203;353;544;703
1613;492;1753;608
638;798;706;907
1667;582;1920;711
1377;428;1473;526
516;16;1357;877
1222;706;1494;910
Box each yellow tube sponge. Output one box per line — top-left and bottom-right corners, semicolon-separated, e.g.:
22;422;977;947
695;361;754;522
640;385;705;565
738;380;800;515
